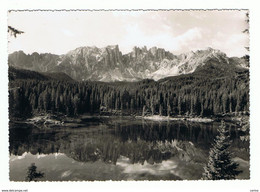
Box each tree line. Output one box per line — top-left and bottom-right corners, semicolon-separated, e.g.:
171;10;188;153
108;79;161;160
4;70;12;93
9;71;249;119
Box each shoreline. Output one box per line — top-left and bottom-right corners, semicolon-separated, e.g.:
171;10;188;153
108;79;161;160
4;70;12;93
17;112;250;129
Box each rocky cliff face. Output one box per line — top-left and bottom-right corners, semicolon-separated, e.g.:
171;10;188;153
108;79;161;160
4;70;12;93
8;45;249;82
8;51;60;72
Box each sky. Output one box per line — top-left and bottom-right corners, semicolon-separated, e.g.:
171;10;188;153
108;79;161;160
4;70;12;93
8;10;249;57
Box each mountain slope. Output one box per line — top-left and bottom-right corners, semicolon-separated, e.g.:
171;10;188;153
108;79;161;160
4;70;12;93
8;46;249;82
9;66;74;81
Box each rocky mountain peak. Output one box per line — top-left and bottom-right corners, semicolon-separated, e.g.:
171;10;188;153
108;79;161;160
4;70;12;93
105;45;119;50
8;46;248;82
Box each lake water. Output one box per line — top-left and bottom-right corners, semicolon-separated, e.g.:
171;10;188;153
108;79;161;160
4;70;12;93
9;116;250;181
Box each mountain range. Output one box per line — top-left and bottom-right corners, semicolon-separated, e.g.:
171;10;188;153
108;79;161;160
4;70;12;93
8;45;249;82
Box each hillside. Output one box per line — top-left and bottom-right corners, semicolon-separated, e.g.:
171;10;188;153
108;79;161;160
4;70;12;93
9;66;75;82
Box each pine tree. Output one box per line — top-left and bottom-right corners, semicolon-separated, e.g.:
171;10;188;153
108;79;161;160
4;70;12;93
202;121;242;180
25;163;44;181
8;26;24;37
177;95;181;115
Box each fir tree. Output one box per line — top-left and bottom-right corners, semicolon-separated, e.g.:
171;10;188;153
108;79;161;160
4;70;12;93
25;163;44;181
202;121;242;180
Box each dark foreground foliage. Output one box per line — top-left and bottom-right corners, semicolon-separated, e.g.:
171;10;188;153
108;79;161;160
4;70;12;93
202;121;242;180
25;163;44;181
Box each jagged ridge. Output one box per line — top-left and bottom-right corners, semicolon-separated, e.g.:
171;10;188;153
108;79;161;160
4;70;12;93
8;46;249;82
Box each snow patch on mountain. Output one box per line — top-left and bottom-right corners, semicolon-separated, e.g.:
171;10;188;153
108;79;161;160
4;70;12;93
8;45;248;82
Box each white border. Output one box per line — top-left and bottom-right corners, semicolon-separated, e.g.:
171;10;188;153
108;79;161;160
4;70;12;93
1;0;260;192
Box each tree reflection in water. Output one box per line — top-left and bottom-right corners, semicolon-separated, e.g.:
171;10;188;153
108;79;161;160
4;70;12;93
9;118;249;165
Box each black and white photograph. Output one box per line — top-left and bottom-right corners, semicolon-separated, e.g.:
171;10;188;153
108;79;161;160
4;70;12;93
6;10;251;182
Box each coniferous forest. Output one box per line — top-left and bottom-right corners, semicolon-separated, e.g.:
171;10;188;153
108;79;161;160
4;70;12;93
8;66;249;119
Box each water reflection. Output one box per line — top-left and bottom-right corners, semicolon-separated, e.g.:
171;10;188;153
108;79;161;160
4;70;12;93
9;118;248;167
113;120;218;145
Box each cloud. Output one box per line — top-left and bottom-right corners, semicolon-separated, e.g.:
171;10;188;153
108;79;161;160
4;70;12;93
176;27;202;42
174;27;203;50
120;23;179;53
8;10;249;57
120;24;204;55
212;33;249;57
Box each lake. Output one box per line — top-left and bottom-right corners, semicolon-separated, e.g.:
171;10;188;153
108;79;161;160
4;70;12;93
9;116;250;181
